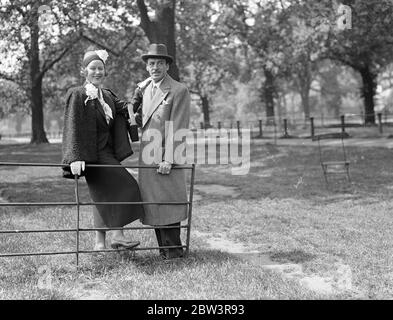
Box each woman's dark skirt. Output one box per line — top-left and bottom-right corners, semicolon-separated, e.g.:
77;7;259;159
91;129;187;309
85;145;144;228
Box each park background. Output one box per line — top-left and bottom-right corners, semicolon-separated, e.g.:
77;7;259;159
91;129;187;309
1;0;393;300
1;0;393;140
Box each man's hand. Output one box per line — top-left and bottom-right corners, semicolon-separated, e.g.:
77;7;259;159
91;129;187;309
135;111;142;127
70;161;85;176
157;161;172;175
129;112;137;125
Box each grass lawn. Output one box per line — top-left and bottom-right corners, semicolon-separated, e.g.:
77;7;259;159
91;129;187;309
0;140;393;299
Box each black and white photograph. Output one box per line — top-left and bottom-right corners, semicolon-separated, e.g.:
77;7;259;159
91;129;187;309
0;0;392;305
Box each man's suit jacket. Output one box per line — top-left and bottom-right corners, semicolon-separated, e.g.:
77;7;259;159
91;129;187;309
137;74;191;225
61;85;132;179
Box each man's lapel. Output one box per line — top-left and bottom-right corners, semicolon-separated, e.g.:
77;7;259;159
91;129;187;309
143;76;171;128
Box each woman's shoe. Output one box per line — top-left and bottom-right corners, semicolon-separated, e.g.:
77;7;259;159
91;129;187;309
111;239;140;250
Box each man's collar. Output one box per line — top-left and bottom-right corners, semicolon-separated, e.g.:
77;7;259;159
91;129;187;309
152;74;167;88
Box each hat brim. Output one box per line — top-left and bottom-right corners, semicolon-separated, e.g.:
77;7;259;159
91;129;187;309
141;54;173;64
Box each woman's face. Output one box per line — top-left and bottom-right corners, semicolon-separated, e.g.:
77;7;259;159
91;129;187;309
85;60;105;86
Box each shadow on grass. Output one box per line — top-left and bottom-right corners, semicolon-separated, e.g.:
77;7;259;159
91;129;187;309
0;177;91;204
77;249;244;276
3;142;393;204
269;249;316;264
0;143;62;163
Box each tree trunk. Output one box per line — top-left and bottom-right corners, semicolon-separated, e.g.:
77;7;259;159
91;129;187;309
300;88;310;123
137;0;179;81
201;95;211;128
14;113;24;134
299;79;311;122
276;91;284;126
359;65;377;124
29;4;48;144
296;55;312;122
30;79;48;143
263;67;275;123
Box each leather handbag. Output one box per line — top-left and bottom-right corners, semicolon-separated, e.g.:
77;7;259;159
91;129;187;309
127;115;139;142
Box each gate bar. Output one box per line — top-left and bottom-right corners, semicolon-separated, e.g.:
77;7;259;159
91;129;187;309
0;225;189;234
75;175;80;267
0;162;195;266
185;164;196;256
0;245;188;258
0;201;190;207
0;162;193;169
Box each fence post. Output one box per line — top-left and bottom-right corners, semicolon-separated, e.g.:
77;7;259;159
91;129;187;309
185;164;196;256
283;118;289;137
341;115;345;134
378;113;383;134
236;120;241;137
274;120;277;145
361;111;365;127
310;117;315;139
258;119;263;137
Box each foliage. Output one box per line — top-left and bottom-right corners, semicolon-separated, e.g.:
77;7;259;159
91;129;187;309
177;1;239;121
0;80;29;119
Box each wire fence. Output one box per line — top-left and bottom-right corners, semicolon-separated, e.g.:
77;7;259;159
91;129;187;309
0;163;196;267
2;112;393;143
195;112;393;140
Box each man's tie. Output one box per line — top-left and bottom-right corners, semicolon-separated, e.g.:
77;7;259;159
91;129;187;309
151;85;157;99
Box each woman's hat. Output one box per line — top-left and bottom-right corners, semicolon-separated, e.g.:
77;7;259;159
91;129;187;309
82;49;109;67
141;43;173;64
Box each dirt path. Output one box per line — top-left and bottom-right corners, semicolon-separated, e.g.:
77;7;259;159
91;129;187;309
192;183;363;297
193;229;360;297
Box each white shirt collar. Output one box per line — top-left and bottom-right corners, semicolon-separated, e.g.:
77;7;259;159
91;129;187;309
152;76;165;89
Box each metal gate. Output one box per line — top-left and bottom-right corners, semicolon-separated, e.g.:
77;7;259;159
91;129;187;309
0;162;195;267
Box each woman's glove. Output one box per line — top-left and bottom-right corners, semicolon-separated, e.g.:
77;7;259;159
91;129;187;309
70;161;85;176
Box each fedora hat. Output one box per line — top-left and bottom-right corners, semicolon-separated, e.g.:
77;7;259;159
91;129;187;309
141;43;173;64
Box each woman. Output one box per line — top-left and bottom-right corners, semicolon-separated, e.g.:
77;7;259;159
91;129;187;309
61;47;144;251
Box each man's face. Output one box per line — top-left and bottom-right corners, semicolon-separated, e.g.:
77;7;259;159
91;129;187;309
146;58;169;83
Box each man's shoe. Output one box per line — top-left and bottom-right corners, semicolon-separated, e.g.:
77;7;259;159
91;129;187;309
93;243;106;251
161;249;184;260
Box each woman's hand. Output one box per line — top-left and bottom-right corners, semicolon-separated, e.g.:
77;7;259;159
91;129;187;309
157;161;172;175
70;161;85;176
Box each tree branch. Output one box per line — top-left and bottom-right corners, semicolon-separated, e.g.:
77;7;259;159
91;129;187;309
0;72;19;85
189;89;200;96
40;35;82;77
80;34;120;56
119;29;138;54
81;30;139;57
136;0;152;38
40;47;71;77
328;54;362;71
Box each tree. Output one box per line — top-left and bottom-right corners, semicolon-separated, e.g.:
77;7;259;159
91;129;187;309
0;0;83;143
177;1;238;127
0;80;29;119
136;0;179;80
217;0;294;121
323;0;393;124
0;0;147;142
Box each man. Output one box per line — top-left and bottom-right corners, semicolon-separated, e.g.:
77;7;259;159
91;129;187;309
135;43;190;259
